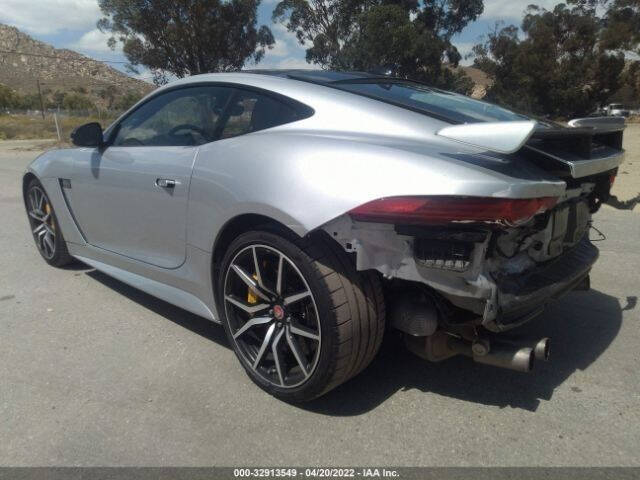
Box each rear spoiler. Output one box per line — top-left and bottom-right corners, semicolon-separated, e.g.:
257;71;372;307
436;121;537;154
567;116;626;133
524;116;625;178
437;117;625;178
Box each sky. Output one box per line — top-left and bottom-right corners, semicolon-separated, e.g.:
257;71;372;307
0;0;565;81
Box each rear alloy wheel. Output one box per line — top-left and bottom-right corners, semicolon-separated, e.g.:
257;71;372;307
25;179;73;267
218;230;385;402
224;244;321;388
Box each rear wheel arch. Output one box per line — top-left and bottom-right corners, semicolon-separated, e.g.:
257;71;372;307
212;214;301;278
211;213;360;276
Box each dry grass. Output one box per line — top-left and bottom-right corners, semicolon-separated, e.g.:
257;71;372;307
0;113;118;141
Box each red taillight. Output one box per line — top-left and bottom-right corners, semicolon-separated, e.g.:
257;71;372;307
348;196;558;226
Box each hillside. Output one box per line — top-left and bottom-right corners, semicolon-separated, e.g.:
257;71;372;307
460;65;491;99
0;23;152;108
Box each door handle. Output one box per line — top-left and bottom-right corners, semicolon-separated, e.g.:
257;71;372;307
156;178;177;188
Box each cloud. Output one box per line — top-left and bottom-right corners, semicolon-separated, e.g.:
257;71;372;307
69;28;115;54
271;22;291;36
255;21;309;68
481;0;562;20
270;22;313;47
265;39;290;58
0;0;102;35
254;55;310;70
274;57;311;69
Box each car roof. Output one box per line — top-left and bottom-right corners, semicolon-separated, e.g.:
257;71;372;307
242;69;388;84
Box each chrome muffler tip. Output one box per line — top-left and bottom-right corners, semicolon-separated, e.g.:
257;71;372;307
534;337;550;362
473;343;535;373
448;337;536;373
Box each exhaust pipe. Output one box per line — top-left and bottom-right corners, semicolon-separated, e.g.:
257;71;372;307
502;337;550;362
448;337;535;373
404;331;549;373
533;337;550;362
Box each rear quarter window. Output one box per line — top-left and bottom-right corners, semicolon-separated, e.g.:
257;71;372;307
219;89;307;139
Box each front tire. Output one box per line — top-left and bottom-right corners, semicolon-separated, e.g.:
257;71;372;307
24;178;73;267
217;230;385;402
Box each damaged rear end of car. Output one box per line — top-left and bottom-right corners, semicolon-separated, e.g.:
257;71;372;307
319;115;624;373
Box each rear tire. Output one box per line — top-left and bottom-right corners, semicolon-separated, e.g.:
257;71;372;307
24;178;73;268
217;229;385;402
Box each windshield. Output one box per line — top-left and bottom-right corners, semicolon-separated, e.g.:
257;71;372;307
336;80;529;124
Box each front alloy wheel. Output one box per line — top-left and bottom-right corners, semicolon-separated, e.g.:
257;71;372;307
27;184;57;259
24;178;73;267
218;230;385;402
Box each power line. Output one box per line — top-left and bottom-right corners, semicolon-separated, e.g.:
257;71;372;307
38;78;154;86
0;49;129;64
0;49;157;87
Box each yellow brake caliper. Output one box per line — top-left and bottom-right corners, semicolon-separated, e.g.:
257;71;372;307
247;274;258;304
44;203;54;231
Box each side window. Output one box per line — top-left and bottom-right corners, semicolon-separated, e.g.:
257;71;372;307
219;90;300;139
112;86;232;147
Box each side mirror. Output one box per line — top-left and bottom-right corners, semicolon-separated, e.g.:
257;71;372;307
71;122;103;147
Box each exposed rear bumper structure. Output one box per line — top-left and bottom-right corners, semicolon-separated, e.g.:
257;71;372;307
323;211;601;374
489;238;598;331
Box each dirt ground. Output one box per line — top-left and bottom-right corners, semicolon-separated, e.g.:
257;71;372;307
610;123;640;211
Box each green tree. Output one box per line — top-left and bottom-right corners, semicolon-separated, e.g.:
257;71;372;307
18;93;42;110
272;0;483;92
50;91;67;109
97;0;275;83
472;4;626;117
569;0;640;53
614;60;640;106
99;85;118;109
0;84;20;109
62;93;96;111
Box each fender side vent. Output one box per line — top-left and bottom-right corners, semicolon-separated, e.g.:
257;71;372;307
58;178;86;242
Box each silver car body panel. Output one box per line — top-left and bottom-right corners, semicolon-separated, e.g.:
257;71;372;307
24;72;624;324
70;245;216;321
69;145;198;268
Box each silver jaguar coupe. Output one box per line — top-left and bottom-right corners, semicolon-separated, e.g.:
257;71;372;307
23;70;625;401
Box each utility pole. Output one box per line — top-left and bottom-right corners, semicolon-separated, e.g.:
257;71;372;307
37;78;45;120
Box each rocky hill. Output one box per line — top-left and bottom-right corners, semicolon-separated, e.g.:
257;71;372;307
0;23;152;108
